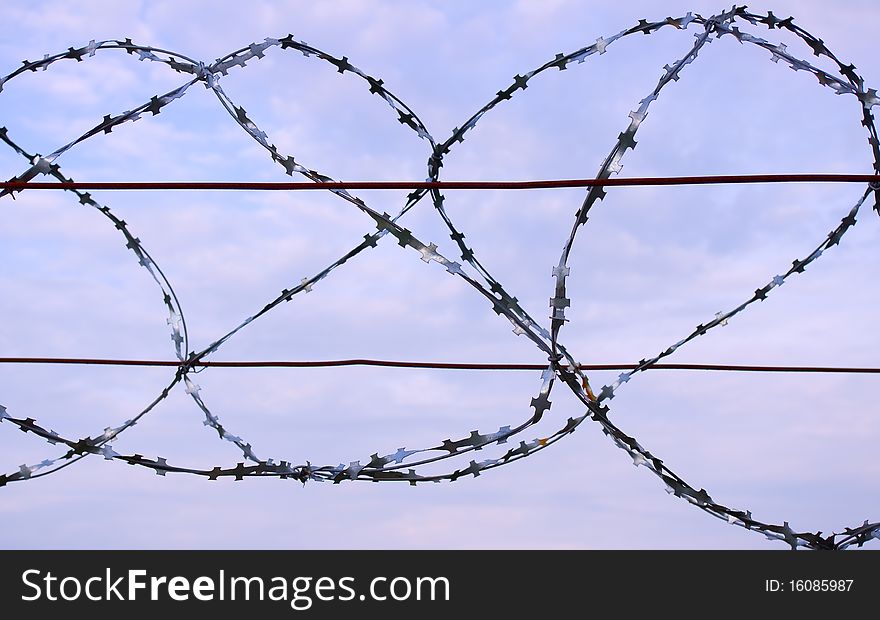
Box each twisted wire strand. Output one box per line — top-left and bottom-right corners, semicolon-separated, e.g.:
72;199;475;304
3;173;880;191
2;357;879;373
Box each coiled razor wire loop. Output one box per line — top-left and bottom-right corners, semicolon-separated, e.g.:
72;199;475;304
1;6;879;549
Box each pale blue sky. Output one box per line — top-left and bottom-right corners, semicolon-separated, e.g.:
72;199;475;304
1;0;878;548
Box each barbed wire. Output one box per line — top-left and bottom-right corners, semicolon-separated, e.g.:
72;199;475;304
1;6;878;549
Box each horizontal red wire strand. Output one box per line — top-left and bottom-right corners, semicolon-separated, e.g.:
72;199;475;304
0;357;877;373
3;174;880;192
